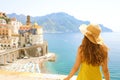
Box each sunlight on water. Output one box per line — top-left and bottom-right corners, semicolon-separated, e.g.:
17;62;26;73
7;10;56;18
44;32;120;80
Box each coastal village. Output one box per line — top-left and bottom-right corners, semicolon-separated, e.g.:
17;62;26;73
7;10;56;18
0;12;51;61
0;12;46;52
0;12;77;80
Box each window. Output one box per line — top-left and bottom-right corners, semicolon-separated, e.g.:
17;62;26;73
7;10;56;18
8;45;10;47
4;45;6;47
1;44;3;47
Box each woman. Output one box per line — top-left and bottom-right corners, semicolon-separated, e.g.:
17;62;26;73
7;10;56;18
64;24;110;80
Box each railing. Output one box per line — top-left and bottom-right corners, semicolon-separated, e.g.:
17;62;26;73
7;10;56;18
0;48;20;64
0;41;48;65
0;45;39;65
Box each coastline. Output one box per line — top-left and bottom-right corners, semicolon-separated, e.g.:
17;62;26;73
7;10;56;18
0;52;76;80
0;53;56;74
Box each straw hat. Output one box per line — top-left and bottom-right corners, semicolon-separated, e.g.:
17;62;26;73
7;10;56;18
79;24;104;45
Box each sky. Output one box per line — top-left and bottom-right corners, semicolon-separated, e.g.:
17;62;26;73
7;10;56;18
0;0;120;32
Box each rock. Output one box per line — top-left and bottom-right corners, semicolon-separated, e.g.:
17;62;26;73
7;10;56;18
46;53;56;62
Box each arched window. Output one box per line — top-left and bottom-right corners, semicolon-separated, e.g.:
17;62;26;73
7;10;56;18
4;45;6;47
8;45;10;47
1;44;3;47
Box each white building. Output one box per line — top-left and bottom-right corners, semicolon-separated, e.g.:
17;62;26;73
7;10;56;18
32;23;43;44
11;35;19;48
10;18;22;34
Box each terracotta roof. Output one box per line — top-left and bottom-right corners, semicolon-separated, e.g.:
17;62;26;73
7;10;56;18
0;24;7;26
0;24;9;27
19;26;31;30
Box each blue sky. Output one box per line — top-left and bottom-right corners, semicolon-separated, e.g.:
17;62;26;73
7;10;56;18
0;0;120;32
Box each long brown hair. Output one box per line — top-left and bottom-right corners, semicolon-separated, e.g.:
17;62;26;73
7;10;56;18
80;36;108;66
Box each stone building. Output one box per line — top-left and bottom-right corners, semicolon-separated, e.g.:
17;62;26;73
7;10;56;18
19;15;43;47
30;23;43;44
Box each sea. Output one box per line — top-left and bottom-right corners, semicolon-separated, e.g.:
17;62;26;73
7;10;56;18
44;32;120;80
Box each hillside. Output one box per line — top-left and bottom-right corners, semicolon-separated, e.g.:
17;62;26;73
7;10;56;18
7;12;112;33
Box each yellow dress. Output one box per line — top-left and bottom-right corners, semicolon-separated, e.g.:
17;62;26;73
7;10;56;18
77;62;102;80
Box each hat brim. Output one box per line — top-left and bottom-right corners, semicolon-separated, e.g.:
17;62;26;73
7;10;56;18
79;24;104;45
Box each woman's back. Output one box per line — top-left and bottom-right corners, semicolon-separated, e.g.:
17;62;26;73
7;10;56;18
64;24;110;80
77;62;102;80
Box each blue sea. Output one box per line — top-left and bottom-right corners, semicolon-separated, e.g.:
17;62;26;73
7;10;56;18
44;32;120;80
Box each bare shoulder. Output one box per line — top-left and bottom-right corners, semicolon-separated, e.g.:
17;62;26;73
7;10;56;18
78;45;82;53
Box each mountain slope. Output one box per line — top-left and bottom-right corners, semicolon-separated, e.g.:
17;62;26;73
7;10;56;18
7;12;112;33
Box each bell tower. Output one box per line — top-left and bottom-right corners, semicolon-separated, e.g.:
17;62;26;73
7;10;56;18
26;15;31;25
